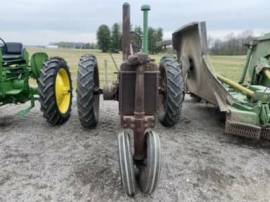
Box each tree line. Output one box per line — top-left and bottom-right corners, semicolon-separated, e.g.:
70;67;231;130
50;42;97;49
50;28;255;56
97;23;163;54
208;31;254;55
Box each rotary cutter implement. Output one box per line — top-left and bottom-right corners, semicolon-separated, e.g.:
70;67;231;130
173;22;270;140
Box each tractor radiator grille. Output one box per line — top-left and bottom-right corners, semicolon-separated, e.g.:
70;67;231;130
119;70;159;116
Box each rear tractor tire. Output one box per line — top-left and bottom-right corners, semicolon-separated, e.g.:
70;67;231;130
158;56;185;127
77;55;100;129
38;57;72;125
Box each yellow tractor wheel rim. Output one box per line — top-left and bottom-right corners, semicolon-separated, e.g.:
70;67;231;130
55;68;71;114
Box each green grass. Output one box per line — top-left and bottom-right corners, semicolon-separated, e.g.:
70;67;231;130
210;55;246;82
27;48;247;86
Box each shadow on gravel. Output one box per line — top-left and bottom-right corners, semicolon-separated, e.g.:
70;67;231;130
223;135;270;152
188;102;270;153
0;116;16;127
74;161;122;198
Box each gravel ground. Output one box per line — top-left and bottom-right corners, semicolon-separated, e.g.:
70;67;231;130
0;96;270;202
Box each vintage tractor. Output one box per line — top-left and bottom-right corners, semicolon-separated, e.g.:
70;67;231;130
76;3;184;195
172;21;270;140
0;38;72;125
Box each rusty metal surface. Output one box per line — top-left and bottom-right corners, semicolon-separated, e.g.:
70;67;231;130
119;3;160;161
134;65;145;114
121;115;155;129
119;63;159;115
133;56;146;160
103;82;118;100
128;53;149;65
122;3;131;61
172;22;231;111
118;54;159;160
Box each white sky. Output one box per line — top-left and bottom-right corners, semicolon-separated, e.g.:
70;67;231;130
0;0;269;45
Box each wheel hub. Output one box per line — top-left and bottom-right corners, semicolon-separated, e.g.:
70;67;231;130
55;68;71;114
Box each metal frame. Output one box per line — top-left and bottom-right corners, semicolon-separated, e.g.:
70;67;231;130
102;3;159;160
172;21;270;139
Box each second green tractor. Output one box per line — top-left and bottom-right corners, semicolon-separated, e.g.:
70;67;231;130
0;38;72;125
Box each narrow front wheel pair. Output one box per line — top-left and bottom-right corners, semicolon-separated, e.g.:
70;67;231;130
118;130;161;196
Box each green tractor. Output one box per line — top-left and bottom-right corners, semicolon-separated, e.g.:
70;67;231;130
0;38;72;125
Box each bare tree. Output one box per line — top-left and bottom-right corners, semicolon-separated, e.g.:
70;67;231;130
209;30;254;55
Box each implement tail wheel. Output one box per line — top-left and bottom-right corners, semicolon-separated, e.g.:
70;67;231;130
77;55;100;129
138;130;161;194
158;56;184;127
38;57;72;125
118;131;136;196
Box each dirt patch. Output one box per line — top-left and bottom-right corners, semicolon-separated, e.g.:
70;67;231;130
0;96;270;201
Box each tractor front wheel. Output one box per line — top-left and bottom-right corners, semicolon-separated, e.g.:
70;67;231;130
118;131;136;196
138;130;161;194
38;58;72;125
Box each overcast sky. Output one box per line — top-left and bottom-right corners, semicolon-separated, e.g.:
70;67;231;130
0;0;269;45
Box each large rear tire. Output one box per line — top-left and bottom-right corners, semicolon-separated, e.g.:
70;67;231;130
38;57;72;125
158;56;184;127
77;55;100;129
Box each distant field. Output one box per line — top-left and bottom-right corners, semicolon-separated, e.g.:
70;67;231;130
210;55;246;82
27;48;246;86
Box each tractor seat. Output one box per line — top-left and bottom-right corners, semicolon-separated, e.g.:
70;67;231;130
2;42;24;61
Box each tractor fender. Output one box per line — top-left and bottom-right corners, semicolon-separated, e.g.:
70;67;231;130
30;52;49;79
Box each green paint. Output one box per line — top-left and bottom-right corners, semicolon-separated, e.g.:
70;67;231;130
141;5;150;54
218;33;270;127
229;106;260;125
225;83;270;125
260;104;270;124
243;35;270;86
239;42;254;84
0;45;48;115
30;52;48;79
